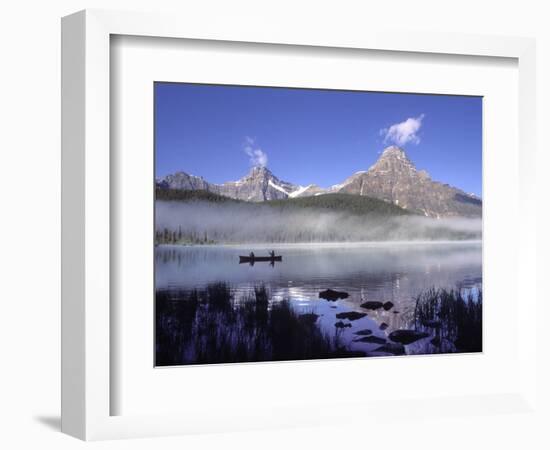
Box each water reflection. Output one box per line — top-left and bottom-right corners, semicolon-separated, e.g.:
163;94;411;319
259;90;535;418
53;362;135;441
157;242;481;298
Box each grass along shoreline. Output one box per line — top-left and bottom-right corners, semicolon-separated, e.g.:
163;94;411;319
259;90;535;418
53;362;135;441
156;283;353;366
156;283;482;365
413;287;482;353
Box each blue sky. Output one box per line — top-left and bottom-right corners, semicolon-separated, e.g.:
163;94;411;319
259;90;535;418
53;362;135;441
155;83;482;196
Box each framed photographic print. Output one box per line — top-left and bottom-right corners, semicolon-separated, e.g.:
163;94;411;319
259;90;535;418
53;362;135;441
62;9;538;441
154;83;483;366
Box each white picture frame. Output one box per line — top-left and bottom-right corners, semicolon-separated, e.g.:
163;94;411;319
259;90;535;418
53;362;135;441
61;9;538;441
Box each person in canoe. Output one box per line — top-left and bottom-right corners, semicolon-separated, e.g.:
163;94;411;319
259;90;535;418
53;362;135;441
269;250;275;258
249;251;255;259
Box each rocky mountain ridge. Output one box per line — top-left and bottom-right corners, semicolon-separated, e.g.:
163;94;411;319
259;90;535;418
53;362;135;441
335;146;482;217
158;166;304;202
157;146;482;217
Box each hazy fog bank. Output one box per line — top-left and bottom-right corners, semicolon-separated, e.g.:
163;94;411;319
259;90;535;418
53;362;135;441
156;200;482;244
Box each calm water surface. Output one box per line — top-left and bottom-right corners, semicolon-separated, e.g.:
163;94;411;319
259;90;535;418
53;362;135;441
156;242;482;355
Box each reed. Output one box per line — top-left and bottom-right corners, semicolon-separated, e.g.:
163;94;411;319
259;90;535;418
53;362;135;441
413;287;482;353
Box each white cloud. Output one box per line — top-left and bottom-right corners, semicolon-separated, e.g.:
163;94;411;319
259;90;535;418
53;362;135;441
243;136;268;167
380;114;425;146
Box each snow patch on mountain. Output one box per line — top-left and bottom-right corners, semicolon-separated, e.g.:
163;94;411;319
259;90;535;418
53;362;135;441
268;179;291;195
288;185;308;198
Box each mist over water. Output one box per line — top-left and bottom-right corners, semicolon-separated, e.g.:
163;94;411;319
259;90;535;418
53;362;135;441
156;242;482;295
156;201;482;243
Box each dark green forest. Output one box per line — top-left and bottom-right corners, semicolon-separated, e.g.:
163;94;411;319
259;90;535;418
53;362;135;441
156;188;412;216
155;188;241;204
266;193;412;216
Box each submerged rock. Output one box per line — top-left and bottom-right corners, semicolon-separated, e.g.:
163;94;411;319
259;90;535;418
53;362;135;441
335;321;352;329
335;311;367;321
354;335;386;345
379;322;389;331
360;301;384;310
299;313;320;325
354;328;373;336
389;329;430;345
319;289;349;301
383;301;394;311
375;343;406;355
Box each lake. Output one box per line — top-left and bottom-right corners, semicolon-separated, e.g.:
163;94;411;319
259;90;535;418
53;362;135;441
155;241;482;364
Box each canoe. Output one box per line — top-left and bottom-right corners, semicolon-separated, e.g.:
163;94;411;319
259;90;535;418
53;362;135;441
239;255;282;263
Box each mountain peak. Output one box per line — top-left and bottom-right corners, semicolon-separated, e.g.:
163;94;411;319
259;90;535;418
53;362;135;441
368;146;415;174
380;145;407;159
247;165;272;176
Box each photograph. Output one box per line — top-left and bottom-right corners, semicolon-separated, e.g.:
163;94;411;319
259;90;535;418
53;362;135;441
154;82;483;366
